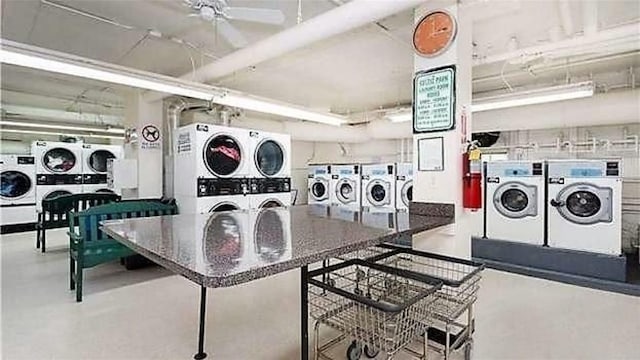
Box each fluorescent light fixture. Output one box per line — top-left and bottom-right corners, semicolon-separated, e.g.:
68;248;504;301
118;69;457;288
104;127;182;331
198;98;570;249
385;109;412;123
0;39;346;126
471;81;595;112
0;128;122;140
0;120;125;134
1;104;122;125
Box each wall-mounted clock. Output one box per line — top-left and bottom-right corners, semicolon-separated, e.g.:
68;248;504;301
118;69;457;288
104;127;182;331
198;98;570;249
413;10;457;57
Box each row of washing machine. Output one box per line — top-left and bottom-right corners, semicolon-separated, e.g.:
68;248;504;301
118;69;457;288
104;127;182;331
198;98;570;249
307;163;413;211
0;141;123;226
173;123;292;213
484;159;623;256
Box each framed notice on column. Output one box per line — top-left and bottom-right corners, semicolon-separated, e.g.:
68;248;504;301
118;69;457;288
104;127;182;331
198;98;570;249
417;137;444;171
413;65;456;133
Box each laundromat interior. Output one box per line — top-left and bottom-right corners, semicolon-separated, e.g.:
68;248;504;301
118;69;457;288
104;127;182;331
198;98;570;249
1;1;639;359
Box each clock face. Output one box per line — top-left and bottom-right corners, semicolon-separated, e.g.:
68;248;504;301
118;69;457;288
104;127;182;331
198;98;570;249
413;11;457;57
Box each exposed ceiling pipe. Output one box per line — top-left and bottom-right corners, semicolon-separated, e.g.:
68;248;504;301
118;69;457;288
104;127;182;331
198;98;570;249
175;0;423;83
165;97;212;157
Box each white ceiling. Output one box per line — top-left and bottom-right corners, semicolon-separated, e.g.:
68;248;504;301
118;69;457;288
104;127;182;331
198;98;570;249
1;0;639;121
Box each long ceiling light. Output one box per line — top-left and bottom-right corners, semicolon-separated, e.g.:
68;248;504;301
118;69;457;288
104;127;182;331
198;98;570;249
0;128;122;140
0;39;346;126
1;104;122;125
386;81;596;122
0;119;125;134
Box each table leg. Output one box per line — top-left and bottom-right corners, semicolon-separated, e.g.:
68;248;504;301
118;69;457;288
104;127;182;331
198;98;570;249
301;265;309;360
194;286;207;360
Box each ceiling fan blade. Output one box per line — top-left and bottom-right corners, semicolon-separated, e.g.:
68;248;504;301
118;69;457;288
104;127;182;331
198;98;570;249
214;17;248;48
223;7;285;25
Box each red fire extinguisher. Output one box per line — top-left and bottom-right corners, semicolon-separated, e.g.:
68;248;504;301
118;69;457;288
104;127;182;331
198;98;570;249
462;141;482;210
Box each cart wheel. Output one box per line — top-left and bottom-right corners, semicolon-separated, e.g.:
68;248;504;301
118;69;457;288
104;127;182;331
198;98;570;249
354;287;363;296
356;269;366;281
363;345;379;358
326;278;335;287
347;341;362;360
464;341;473;360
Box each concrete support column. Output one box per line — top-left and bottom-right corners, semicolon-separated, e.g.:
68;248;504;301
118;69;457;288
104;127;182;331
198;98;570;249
412;1;477;257
122;91;164;199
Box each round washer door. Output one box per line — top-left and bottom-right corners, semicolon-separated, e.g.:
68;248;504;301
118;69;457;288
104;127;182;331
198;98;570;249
366;180;390;206
401;180;413;207
203;134;244;177
1;170;32;200
310;178;328;201
44;189;72;200
493;182;538;218
254;208;286;262
87;150;115;173
43;147;77;173
210;202;239;212
259;199;284;208
335;178;356;204
204;212;243;270
552;183;612;225
255;139;284;177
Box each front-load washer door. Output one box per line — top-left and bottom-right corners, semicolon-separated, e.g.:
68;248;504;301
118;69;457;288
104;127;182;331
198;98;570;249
493;181;538;218
310;178;329;201
254;208;286;262
366;179;391;206
203;134;244;177
335;178;356;204
551;183;612;225
87;150;115;173
1;170;33;201
401;180;413;207
255;139;284;177
204;212;243;270
43;147;77;173
44;189;72;201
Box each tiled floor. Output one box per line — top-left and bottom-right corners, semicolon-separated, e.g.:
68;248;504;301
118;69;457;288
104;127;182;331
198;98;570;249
2;228;639;359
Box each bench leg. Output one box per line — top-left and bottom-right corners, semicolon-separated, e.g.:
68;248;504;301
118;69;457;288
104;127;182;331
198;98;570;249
75;265;83;302
36;228;41;249
41;229;46;253
69;257;76;290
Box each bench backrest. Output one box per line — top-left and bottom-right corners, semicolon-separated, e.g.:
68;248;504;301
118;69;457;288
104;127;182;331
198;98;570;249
71;201;178;242
41;193;122;228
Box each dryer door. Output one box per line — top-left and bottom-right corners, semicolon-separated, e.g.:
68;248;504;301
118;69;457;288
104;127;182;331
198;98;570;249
310;178;328;201
493;181;538;218
43;147;77;173
366;179;391;206
255;139;284;177
203;134;243;177
551;183;612;225
335;178;356;204
87;150;116;173
401;180;413;207
254;208;286;262
204;212;243;270
1;170;32;200
44;189;72;201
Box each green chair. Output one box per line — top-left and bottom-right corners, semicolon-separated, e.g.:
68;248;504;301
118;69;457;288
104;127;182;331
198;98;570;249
36;192;121;253
67;200;178;302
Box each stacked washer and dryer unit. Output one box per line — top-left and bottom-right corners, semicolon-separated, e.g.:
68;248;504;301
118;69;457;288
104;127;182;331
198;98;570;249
1;155;37;226
81;144;123;194
485;159;623;256
31;141;84;212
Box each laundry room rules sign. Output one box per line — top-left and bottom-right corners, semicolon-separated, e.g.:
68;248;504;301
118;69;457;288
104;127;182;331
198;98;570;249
413;65;456;133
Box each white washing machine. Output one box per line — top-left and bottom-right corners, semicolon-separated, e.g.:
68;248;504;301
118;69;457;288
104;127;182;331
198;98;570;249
197;209;251;272
178;194;250;214
547;160;622;255
248;130;291;178
361;210;396;230
308;164;331;205
485;161;545;245
35;184;83;212
81;144;123;193
1;155;37;225
395;163;413;211
330;164;361;209
32;141;83;175
329;205;359;222
249;207;292;265
361;163;396;211
249;192;291;209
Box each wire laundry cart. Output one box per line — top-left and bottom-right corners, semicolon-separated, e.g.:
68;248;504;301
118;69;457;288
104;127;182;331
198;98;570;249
308;258;443;360
369;245;485;360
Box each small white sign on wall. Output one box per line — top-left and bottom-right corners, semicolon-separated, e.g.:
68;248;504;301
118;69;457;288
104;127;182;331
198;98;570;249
417;136;444;171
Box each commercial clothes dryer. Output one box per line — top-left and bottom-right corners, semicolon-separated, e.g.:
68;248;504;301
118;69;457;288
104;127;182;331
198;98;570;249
178;191;250;214
330;164;361;209
32;141;83;175
308;164;331;205
81;144;122;194
395;163;413;211
248;129;291;178
485;161;545;245
196;209;251;272
1;155;37;225
248;192;291;209
35;183;82;212
547;160;622;255
361;163;395;211
249;207;292;265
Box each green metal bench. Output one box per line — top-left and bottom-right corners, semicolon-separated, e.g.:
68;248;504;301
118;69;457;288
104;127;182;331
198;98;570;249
36;192;121;253
68;200;178;302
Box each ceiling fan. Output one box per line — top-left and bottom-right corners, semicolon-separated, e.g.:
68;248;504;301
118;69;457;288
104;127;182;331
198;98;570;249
184;0;286;49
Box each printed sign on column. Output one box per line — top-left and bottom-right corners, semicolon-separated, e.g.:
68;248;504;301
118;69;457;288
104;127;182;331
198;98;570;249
413;65;456;133
140;124;161;150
